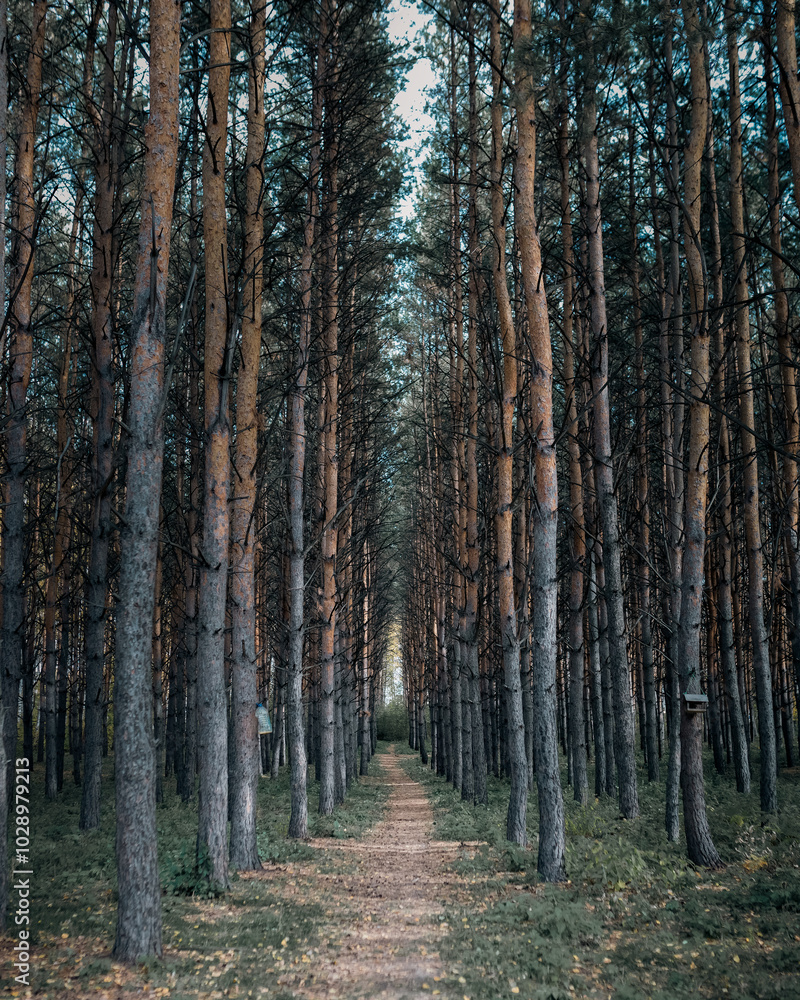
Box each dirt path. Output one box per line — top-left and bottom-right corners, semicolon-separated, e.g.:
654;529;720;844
275;748;459;1000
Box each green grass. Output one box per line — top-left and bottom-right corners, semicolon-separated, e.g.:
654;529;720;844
401;750;800;1000
2;743;391;999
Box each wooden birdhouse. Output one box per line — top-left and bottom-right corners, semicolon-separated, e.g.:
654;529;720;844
682;692;708;715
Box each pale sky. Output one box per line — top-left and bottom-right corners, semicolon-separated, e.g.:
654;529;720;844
386;0;437;220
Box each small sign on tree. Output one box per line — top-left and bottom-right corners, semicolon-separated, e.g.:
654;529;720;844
256;703;272;734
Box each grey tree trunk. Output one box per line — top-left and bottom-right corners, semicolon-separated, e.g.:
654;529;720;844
113;0;180;960
81;3;117;833
582;48;638;819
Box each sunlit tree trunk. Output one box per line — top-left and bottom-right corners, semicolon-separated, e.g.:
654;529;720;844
513;0;565;877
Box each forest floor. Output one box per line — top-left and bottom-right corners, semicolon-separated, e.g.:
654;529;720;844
2;741;800;1000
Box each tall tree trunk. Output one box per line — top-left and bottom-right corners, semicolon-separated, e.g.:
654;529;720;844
113;0;180;960
559;5;588;804
490;0;523;837
82;2;118;830
775;0;800;214
229;0;266;871
448;3;464;798
661;4;684;841
45;227;77;801
318;0;340;817
513;0;565;878
1;0;47;805
198;0;233;886
726;0;777;814
629;119;658;783
288;2;325;837
705;89;750;795
765;0;800;765
463;2;482;806
581;0;638;819
677;0;721;867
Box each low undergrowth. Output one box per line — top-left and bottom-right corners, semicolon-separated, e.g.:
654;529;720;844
403;749;800;1000
2;742;390;999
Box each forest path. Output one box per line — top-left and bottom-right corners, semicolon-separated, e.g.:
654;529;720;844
273;747;460;1000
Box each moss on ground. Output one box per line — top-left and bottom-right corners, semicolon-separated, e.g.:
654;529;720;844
401;749;800;1000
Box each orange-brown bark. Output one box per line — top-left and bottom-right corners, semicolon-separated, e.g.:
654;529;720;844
513;0;565;878
676;0;721;867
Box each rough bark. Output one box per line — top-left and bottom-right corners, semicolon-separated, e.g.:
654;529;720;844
82;1;118;831
581;2;638;819
776;0;800;214
513;0;565;878
726;0;777;814
559;10;588;804
1;0;47;794
677;0;722;868
705;88;750;795
629;120;658;784
229;0;266;871
288;2;325;837
463;4;482;807
318;0;340;817
765;0;800;766
113;0;180;960
197;0;233;887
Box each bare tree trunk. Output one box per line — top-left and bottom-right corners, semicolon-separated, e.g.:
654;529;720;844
197;0;233;886
705;90;750;795
153;542;164;804
1;0;46;802
580;1;638;819
45;217;77;801
726;0;777;814
360;545;371;776
462;3;481;807
318;0;340;817
677;0;721;867
559;8;588;804
513;0;565;878
288;2;325;837
629;119;658;784
113;0;180;960
765;0;800;766
82;2;117;829
776;0;800;214
229;0;266;870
